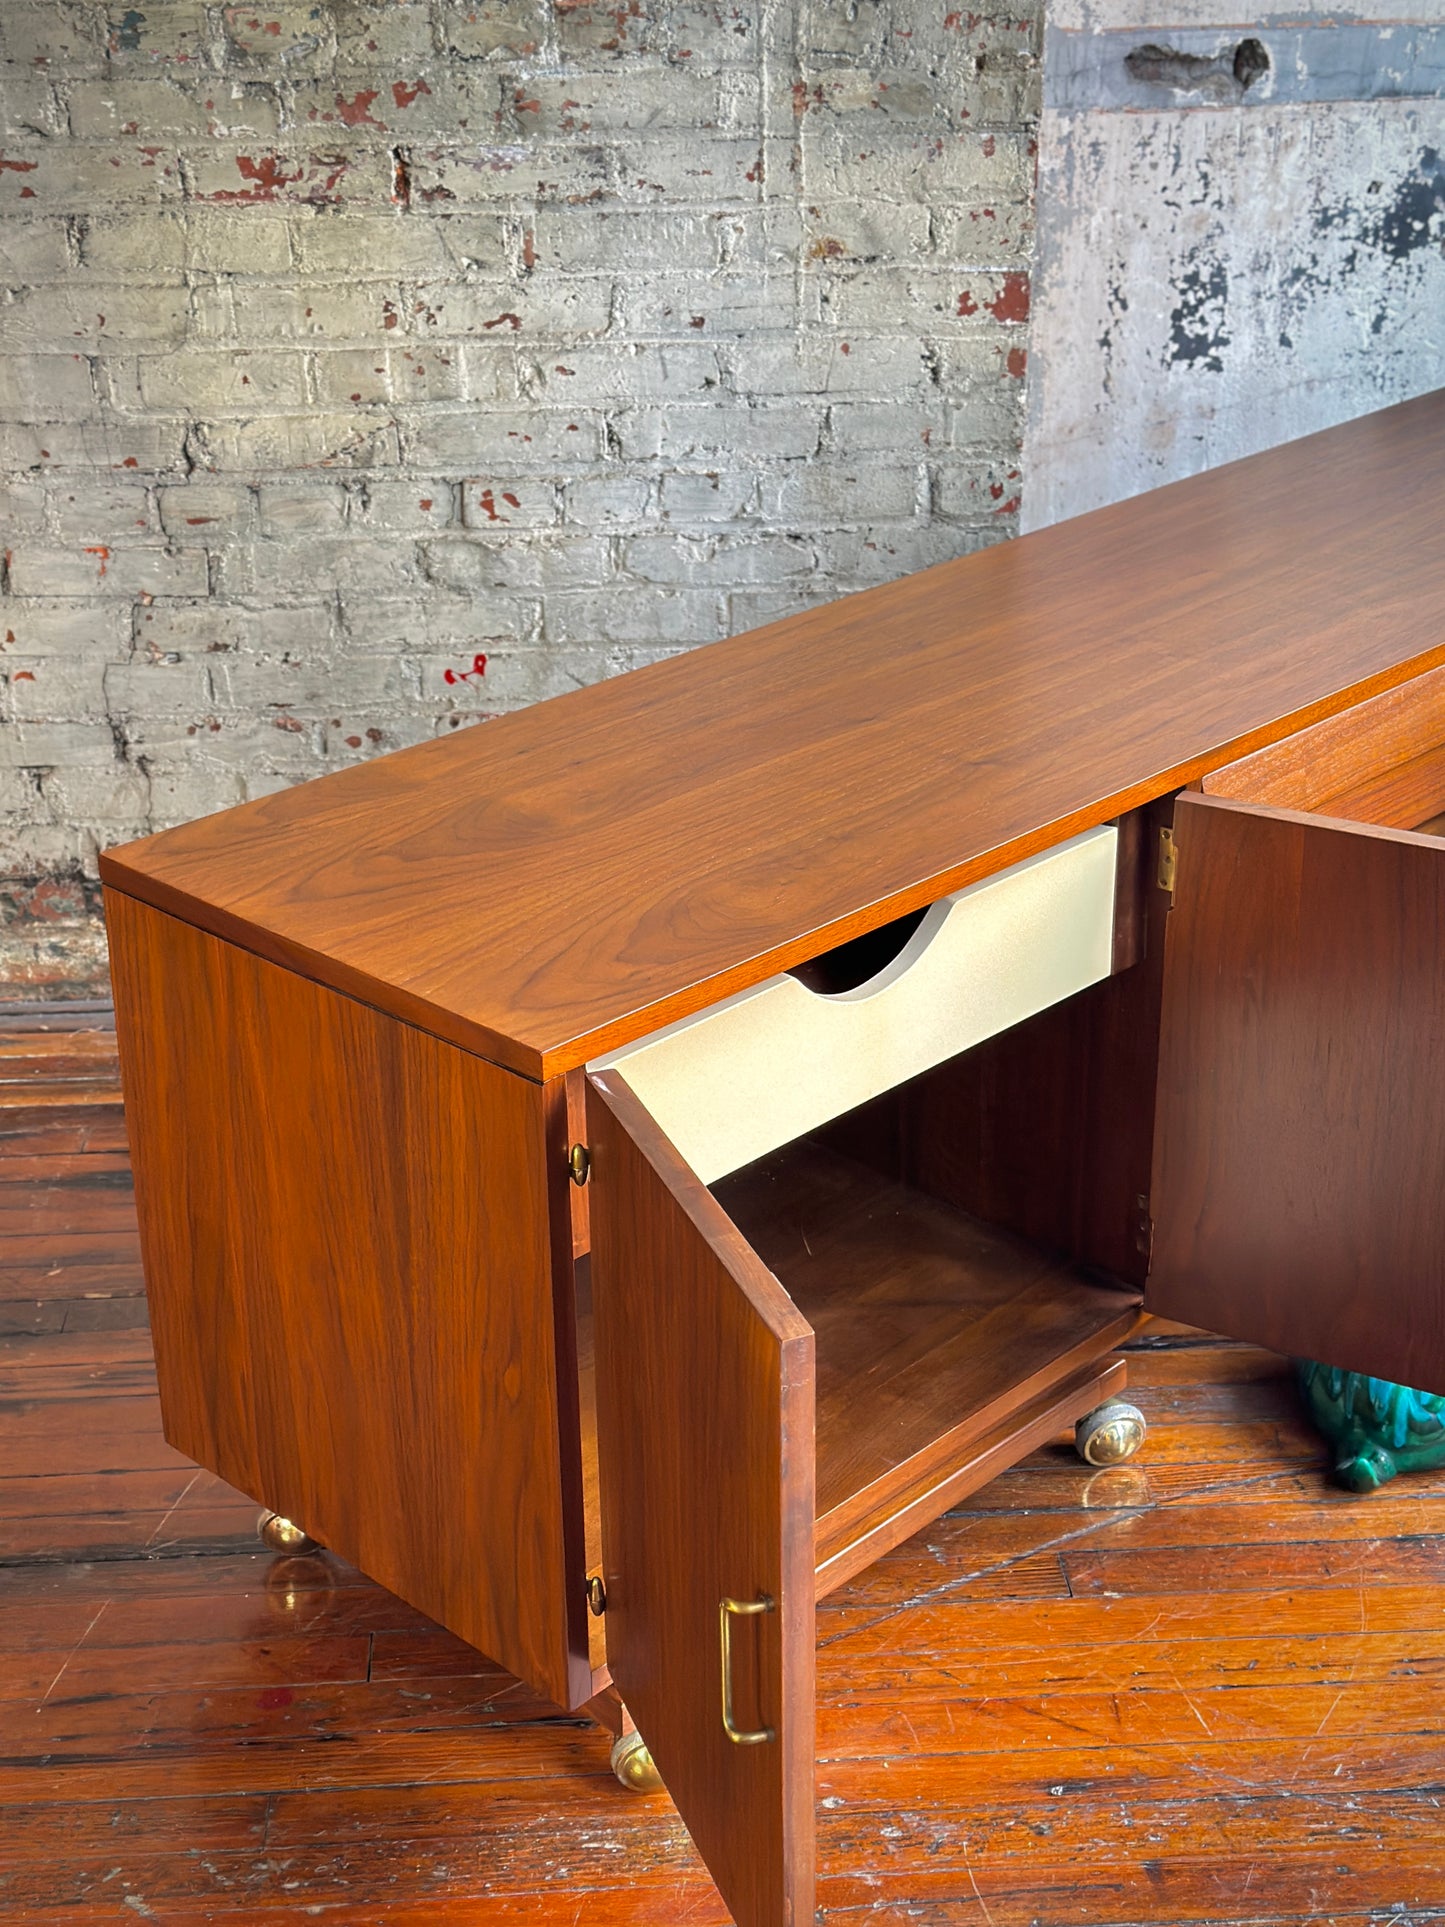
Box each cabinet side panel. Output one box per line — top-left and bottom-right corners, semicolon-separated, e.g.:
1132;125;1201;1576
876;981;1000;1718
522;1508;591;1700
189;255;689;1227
106;889;587;1709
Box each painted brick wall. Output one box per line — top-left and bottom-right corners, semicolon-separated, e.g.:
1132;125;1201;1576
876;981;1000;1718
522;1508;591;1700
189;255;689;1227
0;1;1039;996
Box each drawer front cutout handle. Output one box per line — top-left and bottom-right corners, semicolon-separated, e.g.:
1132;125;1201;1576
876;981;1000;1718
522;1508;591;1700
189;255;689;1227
719;1594;777;1745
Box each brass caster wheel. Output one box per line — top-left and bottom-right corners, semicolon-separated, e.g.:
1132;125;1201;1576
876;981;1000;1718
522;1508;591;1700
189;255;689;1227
257;1509;317;1554
610;1730;664;1795
1075;1398;1147;1467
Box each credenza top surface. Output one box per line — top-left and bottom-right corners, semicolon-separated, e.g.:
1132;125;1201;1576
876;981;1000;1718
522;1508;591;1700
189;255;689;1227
100;388;1445;1081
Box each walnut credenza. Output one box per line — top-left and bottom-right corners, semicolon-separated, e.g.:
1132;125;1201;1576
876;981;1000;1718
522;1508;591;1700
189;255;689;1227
101;390;1445;1927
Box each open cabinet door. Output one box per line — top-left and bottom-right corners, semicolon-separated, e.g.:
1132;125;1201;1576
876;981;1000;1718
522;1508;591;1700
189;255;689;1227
587;1067;817;1927
1149;791;1445;1391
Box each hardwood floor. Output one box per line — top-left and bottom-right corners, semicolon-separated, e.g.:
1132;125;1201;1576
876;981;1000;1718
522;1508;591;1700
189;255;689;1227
3;1013;1445;1924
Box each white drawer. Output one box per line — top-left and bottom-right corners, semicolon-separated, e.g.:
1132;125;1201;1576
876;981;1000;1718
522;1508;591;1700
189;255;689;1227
591;824;1119;1183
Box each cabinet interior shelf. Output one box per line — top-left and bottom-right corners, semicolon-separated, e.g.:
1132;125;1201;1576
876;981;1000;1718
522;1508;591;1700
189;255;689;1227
712;1140;1143;1594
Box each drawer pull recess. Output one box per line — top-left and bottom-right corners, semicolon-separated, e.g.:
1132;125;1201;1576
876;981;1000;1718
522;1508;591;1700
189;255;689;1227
720;1594;776;1745
593;824;1118;1183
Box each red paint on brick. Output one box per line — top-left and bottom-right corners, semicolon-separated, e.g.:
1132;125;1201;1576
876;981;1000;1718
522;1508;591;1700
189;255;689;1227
0;154;39;173
444;652;489;686
1006;345;1028;379
484;312;523;330
988;272;1030;324
392;79;432;109
13;670;35;682
231;153;305;200
336;90;384;129
956;289;979;317
994;495;1021;515
85;545;110;579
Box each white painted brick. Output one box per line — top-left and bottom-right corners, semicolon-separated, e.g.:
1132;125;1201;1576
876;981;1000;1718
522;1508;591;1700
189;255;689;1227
1;6;105;73
0;220;72;282
221;4;335;69
0;722;119;769
0;421;187;471
407;144;610;206
342;591;540;649
545;586;724;645
66;78;209;138
4;655;110;722
416;279;614;340
533;208;720;273
503;70;726;138
459;479;559;528
658;470;756;520
623;531;815;585
78;213;188;274
352;482;455;533
102;658;213;716
38;762;150;822
0;142;183;209
527;342;722;404
158;483;256;540
7;545;209;598
441;2;548;59
0;481;46;530
143;757;246;822
294;212;503;277
128;351;310;412
195;415;401;470
619;273;793;338
761;463;921;523
211;650;413;710
226;283;403;342
0;75;64;138
401;408;604;469
335;4;436;67
617;404;824;462
106;4;212;64
0;600;131;657
216;535;420;602
257;484;349;535
421;532;610;593
0;354;94;419
4;284;189;351
803;127;1028;203
47;479;155;537
563;475;653;524
311;346;463;406
185;208;294;274
800;200;932;263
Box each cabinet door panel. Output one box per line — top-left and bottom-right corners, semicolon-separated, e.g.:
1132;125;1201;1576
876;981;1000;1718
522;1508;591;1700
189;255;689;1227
587;1068;816;1927
1150;792;1445;1391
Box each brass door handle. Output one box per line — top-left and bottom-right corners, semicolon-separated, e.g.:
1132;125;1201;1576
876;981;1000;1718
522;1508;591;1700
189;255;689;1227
719;1594;776;1745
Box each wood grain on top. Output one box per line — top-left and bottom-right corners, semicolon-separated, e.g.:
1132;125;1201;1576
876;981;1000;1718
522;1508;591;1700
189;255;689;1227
100;390;1445;1081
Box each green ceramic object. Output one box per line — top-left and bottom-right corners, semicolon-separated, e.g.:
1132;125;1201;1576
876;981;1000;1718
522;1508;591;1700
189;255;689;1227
1297;1360;1445;1492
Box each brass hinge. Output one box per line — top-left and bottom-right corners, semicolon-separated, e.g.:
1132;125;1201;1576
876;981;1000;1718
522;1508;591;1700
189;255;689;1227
1134;1193;1154;1265
586;1574;607;1616
1156;826;1177;901
568;1142;591;1186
